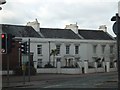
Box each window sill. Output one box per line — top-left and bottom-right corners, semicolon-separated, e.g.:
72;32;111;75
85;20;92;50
38;54;43;56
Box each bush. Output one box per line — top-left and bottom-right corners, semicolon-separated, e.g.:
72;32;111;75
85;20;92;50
44;63;55;68
88;66;94;68
97;63;102;68
13;66;36;75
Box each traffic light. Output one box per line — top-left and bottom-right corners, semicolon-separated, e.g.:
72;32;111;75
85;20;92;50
7;34;15;53
21;42;28;54
1;33;7;54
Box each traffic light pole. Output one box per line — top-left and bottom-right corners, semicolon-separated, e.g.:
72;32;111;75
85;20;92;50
28;39;30;82
7;53;9;86
116;13;120;89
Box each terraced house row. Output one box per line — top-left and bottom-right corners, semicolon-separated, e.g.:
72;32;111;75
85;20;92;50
1;19;117;73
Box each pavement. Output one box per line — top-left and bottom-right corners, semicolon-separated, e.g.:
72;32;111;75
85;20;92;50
1;72;118;89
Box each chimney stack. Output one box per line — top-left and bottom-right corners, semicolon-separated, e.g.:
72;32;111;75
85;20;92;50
99;25;107;32
65;23;79;34
26;19;40;32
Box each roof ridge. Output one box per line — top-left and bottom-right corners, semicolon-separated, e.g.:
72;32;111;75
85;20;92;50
78;29;104;32
2;24;31;28
40;27;71;30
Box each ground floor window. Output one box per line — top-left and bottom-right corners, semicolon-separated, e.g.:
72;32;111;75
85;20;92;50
56;58;61;62
37;59;42;68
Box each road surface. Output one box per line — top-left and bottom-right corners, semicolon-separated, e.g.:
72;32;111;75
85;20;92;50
2;72;118;89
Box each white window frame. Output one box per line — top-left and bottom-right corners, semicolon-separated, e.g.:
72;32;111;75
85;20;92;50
110;45;114;54
75;45;79;54
56;45;61;55
37;45;42;55
93;45;97;54
37;59;42;68
101;45;106;54
66;45;70;54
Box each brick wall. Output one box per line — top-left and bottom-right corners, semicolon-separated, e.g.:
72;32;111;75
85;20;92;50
2;41;21;70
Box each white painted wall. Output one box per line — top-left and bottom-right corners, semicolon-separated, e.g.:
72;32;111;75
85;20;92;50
21;38;116;70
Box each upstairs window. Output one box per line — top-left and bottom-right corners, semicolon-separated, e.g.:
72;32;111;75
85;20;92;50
66;45;70;54
75;45;79;54
110;45;114;54
56;45;61;55
37;45;42;55
93;45;97;54
101;45;106;54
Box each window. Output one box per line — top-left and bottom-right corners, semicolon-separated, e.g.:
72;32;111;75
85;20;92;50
37;59;42;68
110;45;114;54
56;58;61;62
37;45;42;55
101;45;106;54
56;45;60;55
75;46;79;54
93;45;97;54
66;45;70;54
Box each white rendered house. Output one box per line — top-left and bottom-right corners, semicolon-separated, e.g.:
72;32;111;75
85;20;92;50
25;20;116;69
1;20;116;70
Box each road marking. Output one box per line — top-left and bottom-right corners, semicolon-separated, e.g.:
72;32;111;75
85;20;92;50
43;84;62;88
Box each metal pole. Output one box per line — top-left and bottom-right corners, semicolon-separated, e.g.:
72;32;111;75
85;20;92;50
19;48;21;67
28;39;30;82
22;54;25;84
7;54;9;86
48;41;50;64
116;13;120;89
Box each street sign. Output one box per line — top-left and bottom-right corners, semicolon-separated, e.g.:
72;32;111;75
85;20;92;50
113;22;117;35
112;15;120;36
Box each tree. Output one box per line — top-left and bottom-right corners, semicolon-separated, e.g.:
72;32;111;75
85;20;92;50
50;49;58;67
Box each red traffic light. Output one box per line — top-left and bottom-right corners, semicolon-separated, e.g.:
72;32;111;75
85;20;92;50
1;34;5;38
1;33;7;54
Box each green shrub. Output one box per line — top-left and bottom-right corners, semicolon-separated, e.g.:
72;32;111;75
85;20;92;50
88;66;94;68
44;63;55;68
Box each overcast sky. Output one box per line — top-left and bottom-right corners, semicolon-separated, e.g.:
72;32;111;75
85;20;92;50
0;0;120;36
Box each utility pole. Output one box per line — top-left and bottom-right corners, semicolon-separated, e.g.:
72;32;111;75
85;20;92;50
7;54;9;86
28;39;30;82
111;13;120;89
116;13;120;89
48;41;51;64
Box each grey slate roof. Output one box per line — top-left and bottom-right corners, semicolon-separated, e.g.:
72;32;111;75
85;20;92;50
2;24;41;38
40;28;81;39
1;24;114;40
78;29;114;40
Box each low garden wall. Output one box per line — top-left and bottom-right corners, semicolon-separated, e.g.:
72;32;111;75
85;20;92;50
61;68;82;74
37;68;82;74
87;68;96;73
96;68;105;73
109;68;117;72
37;68;57;74
2;70;14;75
